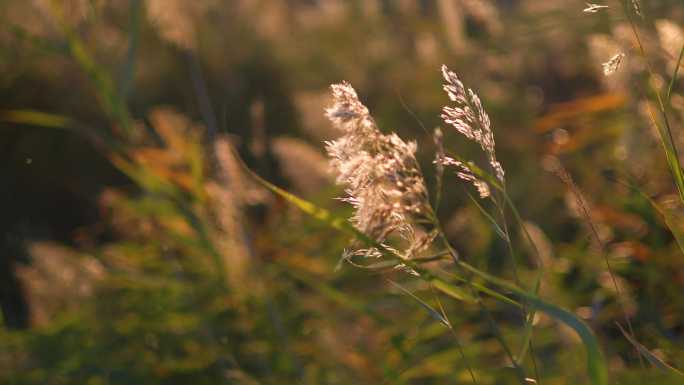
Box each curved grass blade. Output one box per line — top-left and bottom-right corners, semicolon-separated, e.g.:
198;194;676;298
248;168;360;237
457;261;608;385
616;323;684;376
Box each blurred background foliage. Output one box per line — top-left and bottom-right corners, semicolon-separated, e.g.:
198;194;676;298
0;0;684;384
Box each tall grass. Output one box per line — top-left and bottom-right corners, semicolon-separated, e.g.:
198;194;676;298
1;1;684;384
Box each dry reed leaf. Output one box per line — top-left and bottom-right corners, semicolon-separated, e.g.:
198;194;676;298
534;93;627;133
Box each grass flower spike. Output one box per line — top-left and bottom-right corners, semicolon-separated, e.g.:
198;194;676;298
440;64;504;193
433;127;490;198
325;82;433;260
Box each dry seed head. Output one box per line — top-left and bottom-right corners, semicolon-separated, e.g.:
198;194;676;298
325;81;432;260
435;156;490;198
440;64;504;185
631;0;642;17
602;52;625;76
325;82;374;135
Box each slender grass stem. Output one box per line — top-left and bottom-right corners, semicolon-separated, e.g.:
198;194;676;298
431;285;479;385
554;161;642;366
494;186;541;383
666;44;684;106
620;0;684;205
434;227;528;384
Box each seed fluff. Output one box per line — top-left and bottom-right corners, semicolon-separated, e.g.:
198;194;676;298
325;82;433;263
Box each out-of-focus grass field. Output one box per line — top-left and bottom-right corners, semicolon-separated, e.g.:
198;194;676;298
1;1;684;384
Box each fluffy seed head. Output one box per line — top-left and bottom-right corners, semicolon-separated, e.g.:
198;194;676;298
325;82;432;260
325;82;374;133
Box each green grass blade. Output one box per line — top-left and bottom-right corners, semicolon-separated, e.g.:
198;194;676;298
616;323;684;376
65;31;133;134
43;2;134;136
622;6;684;204
515;277;541;365
0;109;118;148
666;44;684;106
464;168;545;367
280;265;389;323
118;0;142;101
249;169;360;238
387;279;450;327
0;109;73;129
430;279;476;304
457;261;608;385
467;192;507;241
435;268;522;307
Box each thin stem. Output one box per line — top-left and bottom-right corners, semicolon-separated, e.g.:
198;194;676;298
555;161;642;366
494;190;521;284
431;284;480;385
615;1;671;366
434;130;539;382
666;44;684;106
434;224;528;384
495;186;541;383
621;0;684;204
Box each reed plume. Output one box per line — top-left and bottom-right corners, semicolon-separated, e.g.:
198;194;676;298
324;82;433;261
